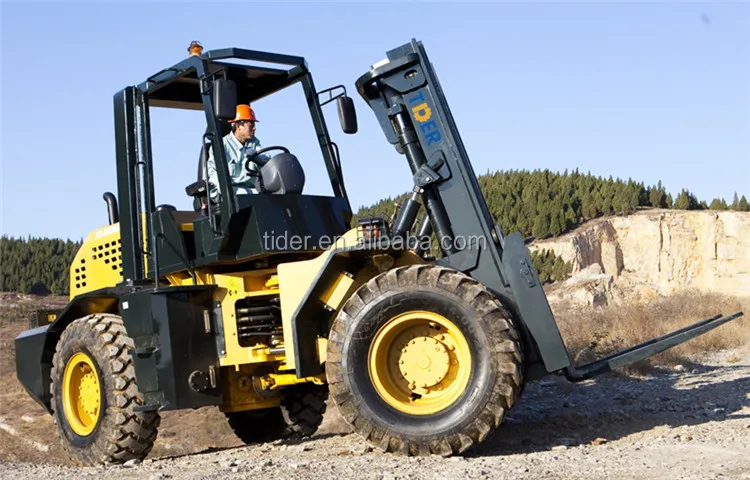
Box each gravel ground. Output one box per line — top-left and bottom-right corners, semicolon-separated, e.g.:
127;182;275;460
2;350;749;480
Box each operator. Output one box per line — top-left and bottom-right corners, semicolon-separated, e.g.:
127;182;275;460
206;104;272;202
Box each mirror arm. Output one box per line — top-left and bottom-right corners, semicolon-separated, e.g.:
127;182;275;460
199;68;225;96
317;84;348;106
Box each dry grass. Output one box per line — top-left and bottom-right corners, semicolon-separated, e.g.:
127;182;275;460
554;291;750;374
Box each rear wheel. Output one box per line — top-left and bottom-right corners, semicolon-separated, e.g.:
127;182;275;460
50;314;160;465
326;264;523;456
225;383;328;444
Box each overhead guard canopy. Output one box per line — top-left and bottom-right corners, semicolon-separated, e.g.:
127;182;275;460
139;47;309;111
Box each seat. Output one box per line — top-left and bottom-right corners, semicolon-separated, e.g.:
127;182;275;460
187;123;231;213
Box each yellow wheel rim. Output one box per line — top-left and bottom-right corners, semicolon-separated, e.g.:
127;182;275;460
368;310;472;415
62;352;101;436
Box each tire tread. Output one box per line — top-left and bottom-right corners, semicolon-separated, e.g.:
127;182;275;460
50;313;160;465
326;265;524;456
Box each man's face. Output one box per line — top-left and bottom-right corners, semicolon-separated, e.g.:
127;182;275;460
236;120;256;142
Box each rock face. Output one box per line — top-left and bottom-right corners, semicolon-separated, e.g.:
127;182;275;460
532;210;750;304
545;263;617;308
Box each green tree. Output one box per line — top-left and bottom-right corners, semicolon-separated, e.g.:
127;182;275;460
648;181;668;208
530;249;571;284
532;210;551;239
0;236;81;295
549;209;565;237
674;189;700;210
731;192;740;210
581;191;597;219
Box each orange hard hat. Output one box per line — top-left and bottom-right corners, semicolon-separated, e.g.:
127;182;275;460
228;104;258;123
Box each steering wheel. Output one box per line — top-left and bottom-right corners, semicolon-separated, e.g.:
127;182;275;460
244;146;290;173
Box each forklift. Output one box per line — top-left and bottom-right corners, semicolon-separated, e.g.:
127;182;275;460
15;39;743;465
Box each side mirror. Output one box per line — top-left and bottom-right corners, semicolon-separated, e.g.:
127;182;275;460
214;79;237;120
337;96;358;134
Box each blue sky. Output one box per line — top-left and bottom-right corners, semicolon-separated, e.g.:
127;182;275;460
2;1;748;241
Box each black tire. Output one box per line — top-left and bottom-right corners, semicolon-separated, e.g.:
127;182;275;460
50;314;160;465
225;383;328;444
326;264;524;456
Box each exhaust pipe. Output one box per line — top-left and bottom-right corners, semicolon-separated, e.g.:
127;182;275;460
103;192;119;225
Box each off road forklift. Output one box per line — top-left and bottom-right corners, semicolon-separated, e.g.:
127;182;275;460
15;39;743;465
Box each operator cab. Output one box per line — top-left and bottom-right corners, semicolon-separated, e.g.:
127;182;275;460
112;42;359;281
181;69;355;211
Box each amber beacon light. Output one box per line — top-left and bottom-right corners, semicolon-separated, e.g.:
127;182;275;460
188;41;203;56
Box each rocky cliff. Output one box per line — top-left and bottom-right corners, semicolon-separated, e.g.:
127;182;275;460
531;209;750;306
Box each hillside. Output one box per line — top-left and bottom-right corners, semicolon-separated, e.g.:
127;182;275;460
354;169;748;242
533;209;750;308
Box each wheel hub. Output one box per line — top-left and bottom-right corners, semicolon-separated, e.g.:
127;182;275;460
368;310;472;415
78;369;100;416
399;336;450;388
63;352;101;436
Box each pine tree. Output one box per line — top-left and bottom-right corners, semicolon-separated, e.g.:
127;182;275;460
740;195;750;212
564;205;577;228
581;191;597;219
532;210;551;239
549;210;565;237
649;180;667;208
674;189;700;210
552;256;571;282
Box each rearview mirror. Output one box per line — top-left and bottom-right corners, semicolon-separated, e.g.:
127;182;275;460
337;96;358;134
214;79;237;120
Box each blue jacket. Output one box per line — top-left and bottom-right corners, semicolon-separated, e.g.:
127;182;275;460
206;132;271;200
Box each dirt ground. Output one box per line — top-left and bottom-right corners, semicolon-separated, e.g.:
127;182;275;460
1;292;749;479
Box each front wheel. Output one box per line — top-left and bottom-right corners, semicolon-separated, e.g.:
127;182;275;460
326;265;524;456
50;314;160;465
